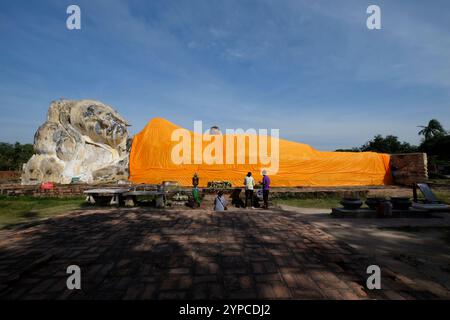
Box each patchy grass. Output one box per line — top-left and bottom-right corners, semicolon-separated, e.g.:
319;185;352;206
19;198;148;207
409;189;450;204
434;190;450;204
275;189;450;209
274;197;342;209
0;196;86;228
427;178;450;185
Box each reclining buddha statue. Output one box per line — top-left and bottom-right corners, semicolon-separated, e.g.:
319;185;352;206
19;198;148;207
22;99;392;187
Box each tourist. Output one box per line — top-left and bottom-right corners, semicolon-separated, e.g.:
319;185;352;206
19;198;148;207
244;172;255;209
261;170;270;209
213;191;228;211
192;172;199;188
230;188;245;208
192;186;201;208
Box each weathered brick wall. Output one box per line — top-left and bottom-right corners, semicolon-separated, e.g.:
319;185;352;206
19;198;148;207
390;153;428;186
1;183;371;199
0;171;21;184
0;183;127;197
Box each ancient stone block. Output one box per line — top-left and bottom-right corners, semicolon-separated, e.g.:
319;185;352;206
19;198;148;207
390;153;428;186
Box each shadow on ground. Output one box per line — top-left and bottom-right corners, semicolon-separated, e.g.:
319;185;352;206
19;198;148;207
0;206;444;299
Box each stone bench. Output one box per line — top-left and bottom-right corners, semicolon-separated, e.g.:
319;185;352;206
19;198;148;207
122;191;166;208
83;188;130;206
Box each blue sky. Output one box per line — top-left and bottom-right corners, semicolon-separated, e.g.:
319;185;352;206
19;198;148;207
1;0;449;150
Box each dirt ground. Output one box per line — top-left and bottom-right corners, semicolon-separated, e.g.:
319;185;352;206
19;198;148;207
1;203;449;299
278;204;450;298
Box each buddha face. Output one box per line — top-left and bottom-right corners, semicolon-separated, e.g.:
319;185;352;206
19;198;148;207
71;102;130;148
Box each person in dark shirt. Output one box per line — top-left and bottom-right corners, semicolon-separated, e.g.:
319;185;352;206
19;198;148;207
192;172;199;188
261;170;270;209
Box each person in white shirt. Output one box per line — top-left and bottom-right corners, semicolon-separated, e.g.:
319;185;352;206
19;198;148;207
244;172;255;209
213;191;228;211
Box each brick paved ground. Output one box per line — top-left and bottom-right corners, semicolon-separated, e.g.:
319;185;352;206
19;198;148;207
0;207;441;299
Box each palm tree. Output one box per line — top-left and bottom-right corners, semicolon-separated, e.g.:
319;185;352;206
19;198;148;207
418;119;446;140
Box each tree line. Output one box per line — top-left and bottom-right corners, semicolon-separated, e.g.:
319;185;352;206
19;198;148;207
336;119;450;176
0;142;34;171
336;119;449;159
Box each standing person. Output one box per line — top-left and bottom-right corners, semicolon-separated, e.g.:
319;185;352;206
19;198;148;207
213;191;228;211
261;170;270;209
192;172;199;188
192;186;201;208
244;172;255;209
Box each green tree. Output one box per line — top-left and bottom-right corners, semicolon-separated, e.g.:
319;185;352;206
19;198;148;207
418;119;446;141
0;142;34;171
360;135;417;154
419;134;450;161
335;148;361;152
419;134;450;176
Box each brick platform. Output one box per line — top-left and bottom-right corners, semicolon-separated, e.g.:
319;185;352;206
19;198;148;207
0;207;439;299
0;183;371;199
0;183;119;197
